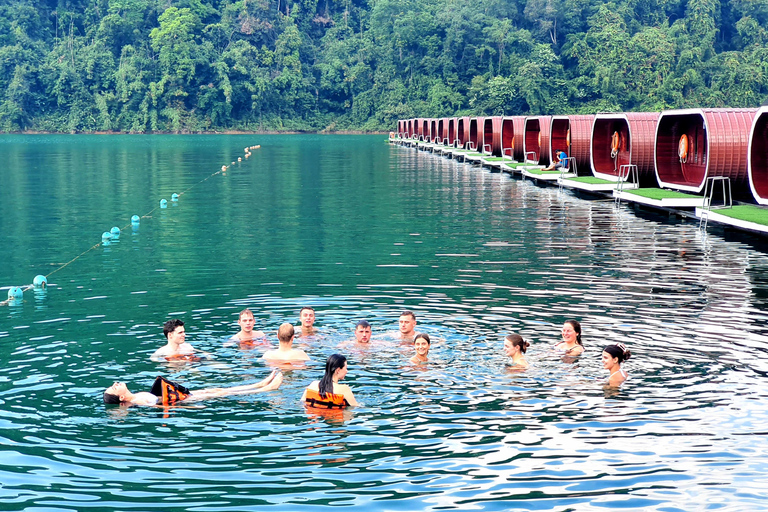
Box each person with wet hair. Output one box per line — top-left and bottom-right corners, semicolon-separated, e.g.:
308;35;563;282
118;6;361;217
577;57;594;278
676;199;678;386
410;333;431;364
151;319;197;361
554;319;583;355
301;354;358;408
602;343;631;386
398;310;417;342
504;334;530;368
297;306;317;336
103;369;283;406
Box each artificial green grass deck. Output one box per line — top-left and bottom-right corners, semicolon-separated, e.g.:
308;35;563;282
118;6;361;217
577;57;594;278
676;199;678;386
566;177;615;184
483;157;506;161
524;168;560;175
710;205;768;225
623;188;698;200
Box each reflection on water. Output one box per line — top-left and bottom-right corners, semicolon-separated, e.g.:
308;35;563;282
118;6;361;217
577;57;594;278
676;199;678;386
1;135;768;510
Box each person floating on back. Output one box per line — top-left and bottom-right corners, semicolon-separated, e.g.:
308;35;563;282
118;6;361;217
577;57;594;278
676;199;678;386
301;354;358;408
262;323;310;363
103;369;283;406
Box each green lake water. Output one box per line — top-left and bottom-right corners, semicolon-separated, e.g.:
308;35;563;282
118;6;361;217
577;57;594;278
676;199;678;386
1;134;767;511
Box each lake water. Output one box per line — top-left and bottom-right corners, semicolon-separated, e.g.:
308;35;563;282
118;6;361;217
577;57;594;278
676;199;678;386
1;134;767;511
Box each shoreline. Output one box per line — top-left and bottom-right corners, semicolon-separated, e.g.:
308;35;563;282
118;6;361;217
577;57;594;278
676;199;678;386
4;130;389;135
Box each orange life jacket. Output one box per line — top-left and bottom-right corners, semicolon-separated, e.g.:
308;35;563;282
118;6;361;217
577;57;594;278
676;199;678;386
305;387;349;409
150;376;190;404
165;353;201;362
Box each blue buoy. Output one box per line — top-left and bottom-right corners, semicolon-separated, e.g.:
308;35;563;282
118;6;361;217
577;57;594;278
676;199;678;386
102;231;112;241
7;287;23;300
160;199;168;208
131;215;140;224
33;275;47;288
110;226;121;238
171;193;179;202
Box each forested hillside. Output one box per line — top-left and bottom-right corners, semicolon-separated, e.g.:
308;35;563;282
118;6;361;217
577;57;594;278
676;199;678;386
1;0;766;133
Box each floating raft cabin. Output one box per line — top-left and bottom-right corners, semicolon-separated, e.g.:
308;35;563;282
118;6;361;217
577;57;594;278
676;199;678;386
655;108;757;199
749;106;768;205
524;116;552;165
591;112;659;186
551;115;594;176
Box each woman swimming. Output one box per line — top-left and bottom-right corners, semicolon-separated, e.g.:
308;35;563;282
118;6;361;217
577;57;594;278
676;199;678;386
301;354;358;408
504;334;530;368
103;369;283;406
410;333;431;364
602;343;631;386
554;320;584;355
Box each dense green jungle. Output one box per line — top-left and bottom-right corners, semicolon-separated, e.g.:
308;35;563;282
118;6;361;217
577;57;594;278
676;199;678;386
1;0;767;133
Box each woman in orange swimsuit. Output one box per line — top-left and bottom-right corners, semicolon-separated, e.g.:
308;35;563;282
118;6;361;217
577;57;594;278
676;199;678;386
301;354;358;408
602;344;631;386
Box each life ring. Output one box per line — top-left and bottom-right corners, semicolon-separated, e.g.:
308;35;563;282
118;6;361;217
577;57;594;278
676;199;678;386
389;132;395;139
537;132;542;147
610;131;620;159
566;128;571;148
678;134;689;162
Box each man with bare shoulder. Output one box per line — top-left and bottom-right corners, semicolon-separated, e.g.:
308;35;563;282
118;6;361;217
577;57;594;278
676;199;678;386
150;319;197;361
263;323;310;362
354;320;372;344
398;310;417;344
232;308;266;342
297;306;317;336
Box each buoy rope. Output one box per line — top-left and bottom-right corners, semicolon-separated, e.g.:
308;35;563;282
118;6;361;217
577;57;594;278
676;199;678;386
1;145;260;307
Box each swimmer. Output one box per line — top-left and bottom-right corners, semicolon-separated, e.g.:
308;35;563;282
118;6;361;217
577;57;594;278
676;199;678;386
410;333;430;364
150;319;197;361
301;354;358;408
103;369;283;406
263;323;310;362
354;320;372;344
232;308;266;342
504;334;530;368
297;306;317;336
603;343;631;386
398;310;417;343
554;320;584;356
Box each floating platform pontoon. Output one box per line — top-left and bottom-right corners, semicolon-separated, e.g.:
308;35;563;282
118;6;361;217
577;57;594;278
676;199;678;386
613;187;706;208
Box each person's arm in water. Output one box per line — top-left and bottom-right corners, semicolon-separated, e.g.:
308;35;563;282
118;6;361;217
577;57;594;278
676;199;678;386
336;383;359;406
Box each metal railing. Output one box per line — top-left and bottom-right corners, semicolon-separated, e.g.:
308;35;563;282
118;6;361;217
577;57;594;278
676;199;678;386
614;164;638;206
525;151;537;164
558;157;575;190
699;177;732;230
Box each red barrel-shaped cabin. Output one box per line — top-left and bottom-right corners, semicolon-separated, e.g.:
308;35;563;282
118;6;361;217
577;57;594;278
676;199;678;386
429;119;438;142
437;118;445;144
591;112;659;185
501;116;526;161
457;117;472;148
523;116;552;165
482;116;503;155
656;108;757;195
447;118;457;146
467;117;484;150
749;107;768;204
550;115;594;175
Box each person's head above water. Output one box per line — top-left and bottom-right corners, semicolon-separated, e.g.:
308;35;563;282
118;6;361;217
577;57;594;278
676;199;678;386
103;382;129;404
504;334;529;356
319;354;349;397
299;307;315;328
603;343;631;363
163;319;185;339
399;310;417;336
277;323;295;344
355;320;372;343
562;320;582;346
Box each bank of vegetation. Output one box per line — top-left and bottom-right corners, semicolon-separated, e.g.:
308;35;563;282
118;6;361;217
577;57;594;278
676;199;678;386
1;0;766;133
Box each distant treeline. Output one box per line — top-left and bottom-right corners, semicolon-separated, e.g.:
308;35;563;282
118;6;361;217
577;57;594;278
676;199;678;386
1;0;767;133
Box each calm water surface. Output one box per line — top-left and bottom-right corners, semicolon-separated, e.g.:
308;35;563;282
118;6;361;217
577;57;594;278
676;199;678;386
1;134;767;511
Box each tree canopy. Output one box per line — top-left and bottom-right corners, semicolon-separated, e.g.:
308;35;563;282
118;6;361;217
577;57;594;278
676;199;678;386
0;0;766;133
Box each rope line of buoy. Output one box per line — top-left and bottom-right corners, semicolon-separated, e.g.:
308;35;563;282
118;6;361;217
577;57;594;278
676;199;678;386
1;144;262;307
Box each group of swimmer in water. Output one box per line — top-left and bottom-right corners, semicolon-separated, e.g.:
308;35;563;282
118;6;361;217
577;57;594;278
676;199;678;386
103;309;632;408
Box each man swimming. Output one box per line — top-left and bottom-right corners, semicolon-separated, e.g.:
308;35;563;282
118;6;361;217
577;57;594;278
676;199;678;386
263;323;310;362
398;310;417;343
150;319;197;361
297;306;317;336
103;369;283;406
353;320;372;344
232;308;266;342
